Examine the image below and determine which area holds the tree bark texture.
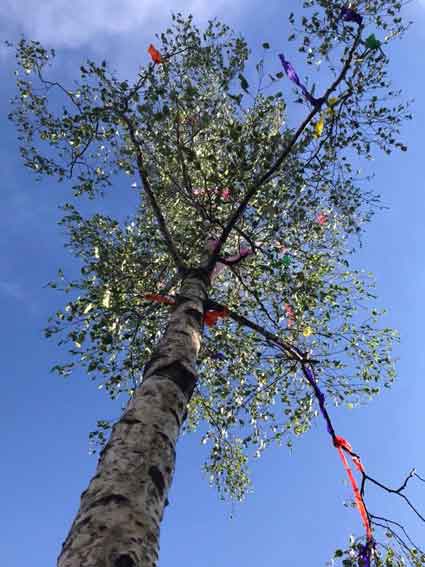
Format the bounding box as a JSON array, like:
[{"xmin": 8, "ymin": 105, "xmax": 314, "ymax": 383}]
[{"xmin": 58, "ymin": 270, "xmax": 209, "ymax": 567}]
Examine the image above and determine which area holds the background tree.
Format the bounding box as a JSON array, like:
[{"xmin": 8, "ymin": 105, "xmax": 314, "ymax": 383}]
[{"xmin": 8, "ymin": 2, "xmax": 423, "ymax": 566}]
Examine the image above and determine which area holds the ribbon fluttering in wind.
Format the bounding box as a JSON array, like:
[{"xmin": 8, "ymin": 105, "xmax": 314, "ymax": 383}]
[
  {"xmin": 278, "ymin": 53, "xmax": 324, "ymax": 108},
  {"xmin": 282, "ymin": 253, "xmax": 292, "ymax": 267},
  {"xmin": 204, "ymin": 308, "xmax": 229, "ymax": 327},
  {"xmin": 326, "ymin": 97, "xmax": 338, "ymax": 117},
  {"xmin": 144, "ymin": 293, "xmax": 176, "ymax": 305},
  {"xmin": 148, "ymin": 44, "xmax": 162, "ymax": 64},
  {"xmin": 365, "ymin": 34, "xmax": 381, "ymax": 50},
  {"xmin": 314, "ymin": 114, "xmax": 325, "ymax": 138},
  {"xmin": 284, "ymin": 303, "xmax": 296, "ymax": 328},
  {"xmin": 302, "ymin": 365, "xmax": 373, "ymax": 564},
  {"xmin": 335, "ymin": 438, "xmax": 372, "ymax": 541},
  {"xmin": 303, "ymin": 366, "xmax": 334, "ymax": 435},
  {"xmin": 359, "ymin": 543, "xmax": 372, "ymax": 567},
  {"xmin": 316, "ymin": 212, "xmax": 328, "ymax": 225},
  {"xmin": 340, "ymin": 6, "xmax": 363, "ymax": 25},
  {"xmin": 334, "ymin": 435, "xmax": 365, "ymax": 474},
  {"xmin": 221, "ymin": 187, "xmax": 231, "ymax": 200},
  {"xmin": 193, "ymin": 187, "xmax": 231, "ymax": 201},
  {"xmin": 207, "ymin": 238, "xmax": 254, "ymax": 282},
  {"xmin": 212, "ymin": 351, "xmax": 226, "ymax": 360},
  {"xmin": 144, "ymin": 293, "xmax": 228, "ymax": 327}
]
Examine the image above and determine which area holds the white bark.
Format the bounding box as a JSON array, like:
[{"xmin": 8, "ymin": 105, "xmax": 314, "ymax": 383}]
[{"xmin": 58, "ymin": 270, "xmax": 209, "ymax": 567}]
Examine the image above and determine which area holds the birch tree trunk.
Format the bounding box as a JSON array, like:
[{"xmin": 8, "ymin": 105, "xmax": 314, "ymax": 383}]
[{"xmin": 58, "ymin": 269, "xmax": 209, "ymax": 567}]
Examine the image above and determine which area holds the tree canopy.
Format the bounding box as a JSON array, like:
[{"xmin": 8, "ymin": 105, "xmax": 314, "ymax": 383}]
[{"xmin": 9, "ymin": 2, "xmax": 424, "ymax": 565}]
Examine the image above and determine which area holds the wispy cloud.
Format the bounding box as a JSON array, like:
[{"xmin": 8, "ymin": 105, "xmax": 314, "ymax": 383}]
[
  {"xmin": 0, "ymin": 279, "xmax": 27, "ymax": 302},
  {"xmin": 0, "ymin": 279, "xmax": 42, "ymax": 316},
  {"xmin": 0, "ymin": 0, "xmax": 232, "ymax": 49}
]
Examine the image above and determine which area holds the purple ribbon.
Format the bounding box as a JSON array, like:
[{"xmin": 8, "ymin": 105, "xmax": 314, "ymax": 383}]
[
  {"xmin": 278, "ymin": 54, "xmax": 324, "ymax": 108},
  {"xmin": 358, "ymin": 543, "xmax": 371, "ymax": 567},
  {"xmin": 303, "ymin": 365, "xmax": 336, "ymax": 438},
  {"xmin": 340, "ymin": 7, "xmax": 363, "ymax": 25},
  {"xmin": 299, "ymin": 354, "xmax": 375, "ymax": 560},
  {"xmin": 212, "ymin": 352, "xmax": 225, "ymax": 360},
  {"xmin": 303, "ymin": 362, "xmax": 375, "ymax": 560}
]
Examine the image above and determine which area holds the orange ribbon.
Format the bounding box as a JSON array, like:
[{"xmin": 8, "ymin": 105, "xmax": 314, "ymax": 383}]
[
  {"xmin": 334, "ymin": 436, "xmax": 372, "ymax": 540},
  {"xmin": 144, "ymin": 294, "xmax": 229, "ymax": 327},
  {"xmin": 148, "ymin": 44, "xmax": 162, "ymax": 64},
  {"xmin": 144, "ymin": 293, "xmax": 175, "ymax": 305},
  {"xmin": 204, "ymin": 308, "xmax": 229, "ymax": 327}
]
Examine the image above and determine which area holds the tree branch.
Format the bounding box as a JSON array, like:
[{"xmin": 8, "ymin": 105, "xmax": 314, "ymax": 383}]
[
  {"xmin": 206, "ymin": 298, "xmax": 305, "ymax": 363},
  {"xmin": 209, "ymin": 25, "xmax": 363, "ymax": 270},
  {"xmin": 122, "ymin": 115, "xmax": 187, "ymax": 275}
]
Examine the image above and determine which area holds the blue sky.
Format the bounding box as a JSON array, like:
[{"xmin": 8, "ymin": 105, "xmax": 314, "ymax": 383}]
[{"xmin": 1, "ymin": 1, "xmax": 425, "ymax": 566}]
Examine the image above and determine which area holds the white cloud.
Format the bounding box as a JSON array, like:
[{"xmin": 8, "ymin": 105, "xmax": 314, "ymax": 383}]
[
  {"xmin": 0, "ymin": 279, "xmax": 41, "ymax": 315},
  {"xmin": 0, "ymin": 279, "xmax": 27, "ymax": 302},
  {"xmin": 0, "ymin": 0, "xmax": 232, "ymax": 49}
]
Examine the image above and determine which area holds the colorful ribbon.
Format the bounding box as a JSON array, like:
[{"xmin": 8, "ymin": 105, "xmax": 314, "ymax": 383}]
[
  {"xmin": 193, "ymin": 187, "xmax": 231, "ymax": 201},
  {"xmin": 302, "ymin": 365, "xmax": 373, "ymax": 564},
  {"xmin": 207, "ymin": 239, "xmax": 254, "ymax": 281},
  {"xmin": 278, "ymin": 53, "xmax": 324, "ymax": 108},
  {"xmin": 148, "ymin": 44, "xmax": 162, "ymax": 64},
  {"xmin": 314, "ymin": 114, "xmax": 325, "ymax": 138},
  {"xmin": 284, "ymin": 303, "xmax": 296, "ymax": 328},
  {"xmin": 316, "ymin": 212, "xmax": 328, "ymax": 226},
  {"xmin": 144, "ymin": 293, "xmax": 175, "ymax": 305},
  {"xmin": 144, "ymin": 293, "xmax": 229, "ymax": 327},
  {"xmin": 212, "ymin": 351, "xmax": 225, "ymax": 360},
  {"xmin": 282, "ymin": 253, "xmax": 292, "ymax": 267},
  {"xmin": 335, "ymin": 438, "xmax": 372, "ymax": 541},
  {"xmin": 365, "ymin": 34, "xmax": 381, "ymax": 50},
  {"xmin": 204, "ymin": 308, "xmax": 229, "ymax": 327},
  {"xmin": 334, "ymin": 435, "xmax": 365, "ymax": 474},
  {"xmin": 340, "ymin": 7, "xmax": 363, "ymax": 25},
  {"xmin": 358, "ymin": 543, "xmax": 372, "ymax": 567}
]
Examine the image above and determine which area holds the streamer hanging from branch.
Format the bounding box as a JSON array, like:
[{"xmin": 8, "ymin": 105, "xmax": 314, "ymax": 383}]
[
  {"xmin": 282, "ymin": 253, "xmax": 292, "ymax": 267},
  {"xmin": 316, "ymin": 212, "xmax": 328, "ymax": 226},
  {"xmin": 335, "ymin": 439, "xmax": 370, "ymax": 536},
  {"xmin": 207, "ymin": 238, "xmax": 254, "ymax": 282},
  {"xmin": 193, "ymin": 187, "xmax": 231, "ymax": 201},
  {"xmin": 144, "ymin": 293, "xmax": 175, "ymax": 305},
  {"xmin": 278, "ymin": 53, "xmax": 324, "ymax": 108},
  {"xmin": 365, "ymin": 34, "xmax": 381, "ymax": 50},
  {"xmin": 314, "ymin": 114, "xmax": 325, "ymax": 138},
  {"xmin": 340, "ymin": 6, "xmax": 363, "ymax": 25},
  {"xmin": 144, "ymin": 293, "xmax": 229, "ymax": 327},
  {"xmin": 302, "ymin": 364, "xmax": 373, "ymax": 565},
  {"xmin": 148, "ymin": 44, "xmax": 162, "ymax": 64},
  {"xmin": 204, "ymin": 307, "xmax": 229, "ymax": 327},
  {"xmin": 284, "ymin": 303, "xmax": 296, "ymax": 328}
]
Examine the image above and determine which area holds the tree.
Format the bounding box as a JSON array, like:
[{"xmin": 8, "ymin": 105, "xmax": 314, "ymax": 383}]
[{"xmin": 8, "ymin": 2, "xmax": 423, "ymax": 566}]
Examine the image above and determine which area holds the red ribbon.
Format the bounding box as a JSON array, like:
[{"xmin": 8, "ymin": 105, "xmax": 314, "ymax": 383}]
[
  {"xmin": 148, "ymin": 44, "xmax": 162, "ymax": 64},
  {"xmin": 204, "ymin": 308, "xmax": 229, "ymax": 327},
  {"xmin": 144, "ymin": 293, "xmax": 175, "ymax": 305},
  {"xmin": 144, "ymin": 294, "xmax": 229, "ymax": 327},
  {"xmin": 334, "ymin": 436, "xmax": 372, "ymax": 540}
]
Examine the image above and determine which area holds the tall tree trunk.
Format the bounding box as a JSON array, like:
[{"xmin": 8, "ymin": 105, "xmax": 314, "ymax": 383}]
[{"xmin": 58, "ymin": 269, "xmax": 209, "ymax": 567}]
